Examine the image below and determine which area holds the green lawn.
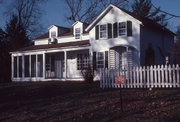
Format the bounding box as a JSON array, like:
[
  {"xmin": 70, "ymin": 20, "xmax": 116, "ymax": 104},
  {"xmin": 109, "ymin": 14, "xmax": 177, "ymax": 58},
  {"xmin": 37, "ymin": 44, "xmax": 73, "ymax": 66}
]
[{"xmin": 0, "ymin": 81, "xmax": 180, "ymax": 122}]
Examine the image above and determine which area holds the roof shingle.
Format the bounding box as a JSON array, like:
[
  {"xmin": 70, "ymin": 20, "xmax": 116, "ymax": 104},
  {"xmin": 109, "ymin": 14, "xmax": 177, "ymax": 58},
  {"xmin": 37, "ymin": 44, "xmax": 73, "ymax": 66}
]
[{"xmin": 15, "ymin": 40, "xmax": 90, "ymax": 52}]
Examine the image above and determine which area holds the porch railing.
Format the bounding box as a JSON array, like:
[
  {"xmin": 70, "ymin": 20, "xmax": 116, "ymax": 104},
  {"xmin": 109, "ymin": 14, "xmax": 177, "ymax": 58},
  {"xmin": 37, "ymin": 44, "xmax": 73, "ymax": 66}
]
[{"xmin": 100, "ymin": 64, "xmax": 180, "ymax": 88}]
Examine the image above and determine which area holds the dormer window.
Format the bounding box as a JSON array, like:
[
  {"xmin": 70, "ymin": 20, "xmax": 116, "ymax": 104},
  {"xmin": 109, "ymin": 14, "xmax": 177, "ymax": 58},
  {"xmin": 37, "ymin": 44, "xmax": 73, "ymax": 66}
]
[
  {"xmin": 100, "ymin": 24, "xmax": 107, "ymax": 38},
  {"xmin": 51, "ymin": 31, "xmax": 56, "ymax": 37},
  {"xmin": 75, "ymin": 28, "xmax": 81, "ymax": 39}
]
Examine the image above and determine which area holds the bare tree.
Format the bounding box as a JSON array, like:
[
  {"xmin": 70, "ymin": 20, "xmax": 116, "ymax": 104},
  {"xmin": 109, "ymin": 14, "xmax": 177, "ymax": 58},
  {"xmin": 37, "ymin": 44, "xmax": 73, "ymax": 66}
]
[
  {"xmin": 64, "ymin": 0, "xmax": 129, "ymax": 24},
  {"xmin": 6, "ymin": 0, "xmax": 47, "ymax": 39}
]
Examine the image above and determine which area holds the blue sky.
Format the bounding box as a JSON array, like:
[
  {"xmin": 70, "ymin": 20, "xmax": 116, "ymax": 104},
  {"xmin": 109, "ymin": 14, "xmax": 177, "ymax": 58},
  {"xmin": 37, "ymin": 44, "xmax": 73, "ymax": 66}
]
[{"xmin": 0, "ymin": 0, "xmax": 180, "ymax": 33}]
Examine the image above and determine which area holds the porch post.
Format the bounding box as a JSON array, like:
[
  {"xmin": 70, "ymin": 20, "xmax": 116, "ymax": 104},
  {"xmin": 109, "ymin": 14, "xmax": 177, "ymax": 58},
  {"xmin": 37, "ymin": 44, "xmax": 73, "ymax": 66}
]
[
  {"xmin": 64, "ymin": 51, "xmax": 67, "ymax": 79},
  {"xmin": 11, "ymin": 55, "xmax": 14, "ymax": 80},
  {"xmin": 126, "ymin": 46, "xmax": 129, "ymax": 68},
  {"xmin": 29, "ymin": 55, "xmax": 31, "ymax": 77},
  {"xmin": 36, "ymin": 54, "xmax": 38, "ymax": 77},
  {"xmin": 43, "ymin": 53, "xmax": 46, "ymax": 79},
  {"xmin": 22, "ymin": 55, "xmax": 25, "ymax": 78},
  {"xmin": 17, "ymin": 56, "xmax": 19, "ymax": 78},
  {"xmin": 89, "ymin": 49, "xmax": 93, "ymax": 67}
]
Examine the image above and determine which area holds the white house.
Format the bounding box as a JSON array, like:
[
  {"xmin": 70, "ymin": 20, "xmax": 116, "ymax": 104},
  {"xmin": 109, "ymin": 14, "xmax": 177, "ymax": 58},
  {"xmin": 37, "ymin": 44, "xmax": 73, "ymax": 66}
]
[{"xmin": 11, "ymin": 4, "xmax": 175, "ymax": 81}]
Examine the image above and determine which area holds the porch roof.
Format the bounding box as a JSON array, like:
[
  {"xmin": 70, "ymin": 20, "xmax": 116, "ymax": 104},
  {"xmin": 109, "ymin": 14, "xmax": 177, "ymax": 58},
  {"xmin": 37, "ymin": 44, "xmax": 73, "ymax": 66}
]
[{"xmin": 14, "ymin": 40, "xmax": 90, "ymax": 52}]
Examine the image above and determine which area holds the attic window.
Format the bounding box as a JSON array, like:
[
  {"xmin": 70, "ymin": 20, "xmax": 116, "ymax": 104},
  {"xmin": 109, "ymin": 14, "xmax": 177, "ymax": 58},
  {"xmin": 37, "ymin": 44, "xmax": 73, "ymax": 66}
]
[
  {"xmin": 51, "ymin": 31, "xmax": 56, "ymax": 37},
  {"xmin": 75, "ymin": 28, "xmax": 81, "ymax": 39}
]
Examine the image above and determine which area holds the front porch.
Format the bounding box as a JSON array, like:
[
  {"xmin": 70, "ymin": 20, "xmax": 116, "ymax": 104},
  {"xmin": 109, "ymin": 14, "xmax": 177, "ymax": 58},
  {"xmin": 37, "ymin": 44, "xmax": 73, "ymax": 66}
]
[{"xmin": 11, "ymin": 47, "xmax": 90, "ymax": 81}]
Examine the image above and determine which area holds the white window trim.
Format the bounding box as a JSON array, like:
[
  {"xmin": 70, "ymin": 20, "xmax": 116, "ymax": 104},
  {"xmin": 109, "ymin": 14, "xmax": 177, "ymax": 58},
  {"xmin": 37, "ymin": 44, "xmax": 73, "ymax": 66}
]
[
  {"xmin": 99, "ymin": 24, "xmax": 107, "ymax": 39},
  {"xmin": 118, "ymin": 21, "xmax": 127, "ymax": 37},
  {"xmin": 96, "ymin": 52, "xmax": 105, "ymax": 68}
]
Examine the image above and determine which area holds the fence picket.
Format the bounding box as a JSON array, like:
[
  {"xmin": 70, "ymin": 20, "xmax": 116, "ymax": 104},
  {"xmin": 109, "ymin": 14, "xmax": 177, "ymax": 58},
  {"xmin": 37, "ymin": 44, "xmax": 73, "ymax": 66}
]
[
  {"xmin": 161, "ymin": 65, "xmax": 164, "ymax": 88},
  {"xmin": 157, "ymin": 65, "xmax": 161, "ymax": 87},
  {"xmin": 172, "ymin": 65, "xmax": 176, "ymax": 87},
  {"xmin": 147, "ymin": 66, "xmax": 149, "ymax": 88},
  {"xmin": 150, "ymin": 66, "xmax": 153, "ymax": 88},
  {"xmin": 139, "ymin": 66, "xmax": 143, "ymax": 88},
  {"xmin": 165, "ymin": 65, "xmax": 168, "ymax": 88},
  {"xmin": 168, "ymin": 65, "xmax": 172, "ymax": 88},
  {"xmin": 177, "ymin": 64, "xmax": 179, "ymax": 87}
]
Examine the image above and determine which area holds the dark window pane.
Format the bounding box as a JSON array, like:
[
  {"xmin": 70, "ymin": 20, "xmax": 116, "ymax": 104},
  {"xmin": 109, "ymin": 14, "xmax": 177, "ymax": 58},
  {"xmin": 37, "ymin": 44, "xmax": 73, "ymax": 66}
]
[
  {"xmin": 37, "ymin": 54, "xmax": 43, "ymax": 77},
  {"xmin": 19, "ymin": 56, "xmax": 22, "ymax": 77},
  {"xmin": 31, "ymin": 55, "xmax": 36, "ymax": 77},
  {"xmin": 13, "ymin": 57, "xmax": 17, "ymax": 77},
  {"xmin": 25, "ymin": 56, "xmax": 30, "ymax": 77}
]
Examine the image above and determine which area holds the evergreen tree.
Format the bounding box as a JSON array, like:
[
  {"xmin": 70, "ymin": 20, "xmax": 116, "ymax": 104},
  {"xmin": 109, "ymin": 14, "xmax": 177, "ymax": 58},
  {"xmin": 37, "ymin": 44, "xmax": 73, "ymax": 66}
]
[
  {"xmin": 5, "ymin": 15, "xmax": 29, "ymax": 51},
  {"xmin": 131, "ymin": 0, "xmax": 168, "ymax": 27}
]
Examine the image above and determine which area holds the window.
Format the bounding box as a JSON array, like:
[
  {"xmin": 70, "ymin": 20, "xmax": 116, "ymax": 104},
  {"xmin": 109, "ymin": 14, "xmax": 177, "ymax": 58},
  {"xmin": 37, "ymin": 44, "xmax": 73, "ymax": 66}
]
[
  {"xmin": 75, "ymin": 28, "xmax": 81, "ymax": 39},
  {"xmin": 51, "ymin": 31, "xmax": 56, "ymax": 37},
  {"xmin": 97, "ymin": 52, "xmax": 104, "ymax": 68},
  {"xmin": 100, "ymin": 24, "xmax": 107, "ymax": 38},
  {"xmin": 119, "ymin": 22, "xmax": 126, "ymax": 36},
  {"xmin": 77, "ymin": 53, "xmax": 89, "ymax": 70}
]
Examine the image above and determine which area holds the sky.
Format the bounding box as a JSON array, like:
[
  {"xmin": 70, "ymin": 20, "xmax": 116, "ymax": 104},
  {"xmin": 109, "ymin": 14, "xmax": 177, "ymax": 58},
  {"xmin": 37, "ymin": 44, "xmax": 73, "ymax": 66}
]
[{"xmin": 0, "ymin": 0, "xmax": 180, "ymax": 33}]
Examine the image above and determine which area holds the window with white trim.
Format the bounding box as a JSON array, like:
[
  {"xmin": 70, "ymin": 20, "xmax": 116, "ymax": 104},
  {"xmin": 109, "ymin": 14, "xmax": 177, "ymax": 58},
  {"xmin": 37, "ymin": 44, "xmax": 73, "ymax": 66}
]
[
  {"xmin": 97, "ymin": 52, "xmax": 104, "ymax": 68},
  {"xmin": 77, "ymin": 53, "xmax": 89, "ymax": 70},
  {"xmin": 119, "ymin": 22, "xmax": 126, "ymax": 36},
  {"xmin": 75, "ymin": 28, "xmax": 81, "ymax": 39},
  {"xmin": 100, "ymin": 24, "xmax": 107, "ymax": 38}
]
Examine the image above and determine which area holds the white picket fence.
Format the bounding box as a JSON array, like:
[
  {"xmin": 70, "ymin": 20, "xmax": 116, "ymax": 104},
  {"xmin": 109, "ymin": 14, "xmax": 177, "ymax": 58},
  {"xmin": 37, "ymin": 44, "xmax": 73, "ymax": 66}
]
[{"xmin": 100, "ymin": 64, "xmax": 180, "ymax": 88}]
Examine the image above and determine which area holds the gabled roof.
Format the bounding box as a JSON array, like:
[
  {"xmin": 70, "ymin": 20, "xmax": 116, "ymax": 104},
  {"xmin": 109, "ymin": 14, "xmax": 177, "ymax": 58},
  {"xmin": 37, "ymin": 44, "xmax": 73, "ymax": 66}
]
[
  {"xmin": 85, "ymin": 4, "xmax": 175, "ymax": 35},
  {"xmin": 48, "ymin": 25, "xmax": 69, "ymax": 30},
  {"xmin": 14, "ymin": 40, "xmax": 90, "ymax": 52}
]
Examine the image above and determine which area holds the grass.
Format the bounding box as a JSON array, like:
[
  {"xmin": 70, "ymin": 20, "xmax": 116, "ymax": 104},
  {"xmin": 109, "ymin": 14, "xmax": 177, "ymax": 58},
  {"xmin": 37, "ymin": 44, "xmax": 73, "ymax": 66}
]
[{"xmin": 0, "ymin": 81, "xmax": 180, "ymax": 122}]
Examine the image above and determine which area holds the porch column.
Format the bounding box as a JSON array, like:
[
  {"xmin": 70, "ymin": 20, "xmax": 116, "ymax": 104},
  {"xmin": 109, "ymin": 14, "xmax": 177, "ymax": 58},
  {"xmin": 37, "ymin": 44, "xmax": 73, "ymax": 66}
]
[
  {"xmin": 29, "ymin": 55, "xmax": 31, "ymax": 77},
  {"xmin": 64, "ymin": 51, "xmax": 67, "ymax": 79},
  {"xmin": 17, "ymin": 56, "xmax": 19, "ymax": 78},
  {"xmin": 89, "ymin": 50, "xmax": 93, "ymax": 67},
  {"xmin": 43, "ymin": 53, "xmax": 45, "ymax": 79},
  {"xmin": 35, "ymin": 54, "xmax": 38, "ymax": 77},
  {"xmin": 11, "ymin": 55, "xmax": 14, "ymax": 80},
  {"xmin": 126, "ymin": 46, "xmax": 129, "ymax": 68},
  {"xmin": 22, "ymin": 55, "xmax": 25, "ymax": 78}
]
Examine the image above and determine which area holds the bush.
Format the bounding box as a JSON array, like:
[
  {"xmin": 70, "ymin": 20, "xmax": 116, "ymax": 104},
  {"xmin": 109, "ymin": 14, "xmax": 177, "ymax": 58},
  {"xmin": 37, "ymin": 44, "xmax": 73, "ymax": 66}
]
[{"xmin": 81, "ymin": 65, "xmax": 95, "ymax": 83}]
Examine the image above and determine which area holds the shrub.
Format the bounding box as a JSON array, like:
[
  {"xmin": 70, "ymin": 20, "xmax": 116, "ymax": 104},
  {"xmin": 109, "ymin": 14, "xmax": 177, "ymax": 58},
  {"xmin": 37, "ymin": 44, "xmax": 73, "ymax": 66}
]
[{"xmin": 81, "ymin": 65, "xmax": 95, "ymax": 83}]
